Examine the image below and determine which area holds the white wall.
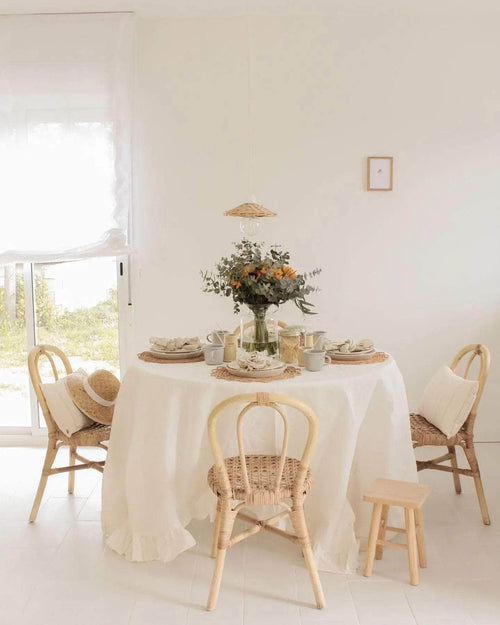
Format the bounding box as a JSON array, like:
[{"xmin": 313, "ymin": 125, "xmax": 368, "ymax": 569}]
[{"xmin": 131, "ymin": 9, "xmax": 500, "ymax": 440}]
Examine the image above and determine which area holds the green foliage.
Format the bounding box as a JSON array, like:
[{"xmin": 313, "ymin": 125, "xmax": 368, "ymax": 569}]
[
  {"xmin": 9, "ymin": 269, "xmax": 55, "ymax": 328},
  {"xmin": 0, "ymin": 286, "xmax": 119, "ymax": 369},
  {"xmin": 35, "ymin": 268, "xmax": 55, "ymax": 328},
  {"xmin": 201, "ymin": 239, "xmax": 321, "ymax": 315},
  {"xmin": 15, "ymin": 273, "xmax": 25, "ymax": 323}
]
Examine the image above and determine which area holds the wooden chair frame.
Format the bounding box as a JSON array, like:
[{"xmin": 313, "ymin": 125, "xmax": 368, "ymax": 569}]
[
  {"xmin": 206, "ymin": 392, "xmax": 324, "ymax": 611},
  {"xmin": 28, "ymin": 345, "xmax": 110, "ymax": 523},
  {"xmin": 412, "ymin": 344, "xmax": 491, "ymax": 524}
]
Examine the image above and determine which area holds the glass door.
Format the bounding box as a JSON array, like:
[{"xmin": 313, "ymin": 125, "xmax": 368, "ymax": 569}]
[{"xmin": 0, "ymin": 258, "xmax": 120, "ymax": 433}]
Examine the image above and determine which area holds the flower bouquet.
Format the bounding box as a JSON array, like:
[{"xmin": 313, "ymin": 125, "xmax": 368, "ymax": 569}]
[{"xmin": 201, "ymin": 240, "xmax": 320, "ymax": 354}]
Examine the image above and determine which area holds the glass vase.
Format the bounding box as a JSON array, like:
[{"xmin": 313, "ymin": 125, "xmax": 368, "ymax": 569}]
[{"xmin": 240, "ymin": 305, "xmax": 278, "ymax": 355}]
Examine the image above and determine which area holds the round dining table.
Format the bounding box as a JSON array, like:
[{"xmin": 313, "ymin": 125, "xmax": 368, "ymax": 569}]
[{"xmin": 101, "ymin": 354, "xmax": 417, "ymax": 573}]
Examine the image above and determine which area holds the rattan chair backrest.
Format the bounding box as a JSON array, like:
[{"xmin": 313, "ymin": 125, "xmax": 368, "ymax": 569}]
[
  {"xmin": 207, "ymin": 392, "xmax": 318, "ymax": 501},
  {"xmin": 450, "ymin": 343, "xmax": 490, "ymax": 433},
  {"xmin": 28, "ymin": 344, "xmax": 73, "ymax": 435}
]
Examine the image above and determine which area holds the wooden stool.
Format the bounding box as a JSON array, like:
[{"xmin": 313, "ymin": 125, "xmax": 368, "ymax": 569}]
[{"xmin": 363, "ymin": 479, "xmax": 431, "ymax": 586}]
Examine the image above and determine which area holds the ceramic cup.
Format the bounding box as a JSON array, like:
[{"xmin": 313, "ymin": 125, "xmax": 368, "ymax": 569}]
[
  {"xmin": 206, "ymin": 330, "xmax": 230, "ymax": 345},
  {"xmin": 303, "ymin": 349, "xmax": 331, "ymax": 372},
  {"xmin": 203, "ymin": 344, "xmax": 224, "ymax": 365},
  {"xmin": 310, "ymin": 331, "xmax": 327, "ymax": 350}
]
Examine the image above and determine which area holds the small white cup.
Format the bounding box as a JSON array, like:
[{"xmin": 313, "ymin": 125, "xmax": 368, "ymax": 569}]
[
  {"xmin": 303, "ymin": 349, "xmax": 331, "ymax": 371},
  {"xmin": 203, "ymin": 344, "xmax": 224, "ymax": 365}
]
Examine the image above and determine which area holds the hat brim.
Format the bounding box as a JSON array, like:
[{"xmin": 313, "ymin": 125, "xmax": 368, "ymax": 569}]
[{"xmin": 66, "ymin": 374, "xmax": 114, "ymax": 425}]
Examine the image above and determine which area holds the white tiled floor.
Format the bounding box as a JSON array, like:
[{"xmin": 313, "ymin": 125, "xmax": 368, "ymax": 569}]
[{"xmin": 1, "ymin": 443, "xmax": 499, "ymax": 625}]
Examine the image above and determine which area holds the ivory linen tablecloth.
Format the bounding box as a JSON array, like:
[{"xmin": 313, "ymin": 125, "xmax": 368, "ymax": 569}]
[{"xmin": 101, "ymin": 356, "xmax": 416, "ymax": 573}]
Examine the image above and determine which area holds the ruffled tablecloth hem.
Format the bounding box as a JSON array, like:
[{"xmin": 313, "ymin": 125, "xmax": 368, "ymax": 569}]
[
  {"xmin": 104, "ymin": 524, "xmax": 196, "ymax": 562},
  {"xmin": 314, "ymin": 538, "xmax": 360, "ymax": 574}
]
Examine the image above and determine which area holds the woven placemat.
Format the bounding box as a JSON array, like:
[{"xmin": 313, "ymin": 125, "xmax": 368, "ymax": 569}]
[
  {"xmin": 211, "ymin": 365, "xmax": 301, "ymax": 383},
  {"xmin": 138, "ymin": 351, "xmax": 205, "ymax": 364},
  {"xmin": 328, "ymin": 351, "xmax": 388, "ymax": 365}
]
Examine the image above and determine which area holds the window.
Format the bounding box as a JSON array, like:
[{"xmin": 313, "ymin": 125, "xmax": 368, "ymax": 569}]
[{"xmin": 0, "ymin": 14, "xmax": 134, "ymax": 435}]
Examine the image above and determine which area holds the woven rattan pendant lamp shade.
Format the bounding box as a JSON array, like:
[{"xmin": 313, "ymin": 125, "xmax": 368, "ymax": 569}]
[{"xmin": 224, "ymin": 203, "xmax": 277, "ymax": 219}]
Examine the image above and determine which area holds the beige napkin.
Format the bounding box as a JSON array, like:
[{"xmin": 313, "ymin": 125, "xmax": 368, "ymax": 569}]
[
  {"xmin": 324, "ymin": 338, "xmax": 374, "ymax": 353},
  {"xmin": 149, "ymin": 336, "xmax": 201, "ymax": 352},
  {"xmin": 237, "ymin": 351, "xmax": 275, "ymax": 371}
]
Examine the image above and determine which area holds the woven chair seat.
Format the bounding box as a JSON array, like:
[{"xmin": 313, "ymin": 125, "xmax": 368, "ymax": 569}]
[
  {"xmin": 60, "ymin": 422, "xmax": 111, "ymax": 446},
  {"xmin": 410, "ymin": 413, "xmax": 466, "ymax": 447},
  {"xmin": 208, "ymin": 454, "xmax": 312, "ymax": 504}
]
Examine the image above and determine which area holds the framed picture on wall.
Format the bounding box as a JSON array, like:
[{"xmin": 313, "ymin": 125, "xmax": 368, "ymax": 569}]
[{"xmin": 367, "ymin": 156, "xmax": 393, "ymax": 191}]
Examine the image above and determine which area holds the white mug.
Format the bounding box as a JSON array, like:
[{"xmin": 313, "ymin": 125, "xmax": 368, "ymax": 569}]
[
  {"xmin": 203, "ymin": 344, "xmax": 224, "ymax": 365},
  {"xmin": 206, "ymin": 330, "xmax": 230, "ymax": 345},
  {"xmin": 303, "ymin": 349, "xmax": 331, "ymax": 372}
]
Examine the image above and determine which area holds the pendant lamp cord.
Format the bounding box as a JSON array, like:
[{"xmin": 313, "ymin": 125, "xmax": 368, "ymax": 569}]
[{"xmin": 245, "ymin": 0, "xmax": 255, "ymax": 202}]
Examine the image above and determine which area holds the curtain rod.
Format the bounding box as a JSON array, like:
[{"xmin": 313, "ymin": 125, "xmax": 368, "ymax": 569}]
[{"xmin": 0, "ymin": 11, "xmax": 135, "ymax": 16}]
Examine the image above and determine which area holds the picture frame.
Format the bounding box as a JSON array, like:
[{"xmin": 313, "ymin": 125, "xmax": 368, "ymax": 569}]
[{"xmin": 367, "ymin": 156, "xmax": 393, "ymax": 191}]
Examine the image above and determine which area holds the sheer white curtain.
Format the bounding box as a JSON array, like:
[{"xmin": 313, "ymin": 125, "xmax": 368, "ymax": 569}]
[{"xmin": 0, "ymin": 13, "xmax": 134, "ymax": 264}]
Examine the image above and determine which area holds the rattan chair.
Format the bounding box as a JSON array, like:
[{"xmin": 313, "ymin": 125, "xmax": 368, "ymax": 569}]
[
  {"xmin": 206, "ymin": 392, "xmax": 324, "ymax": 611},
  {"xmin": 28, "ymin": 345, "xmax": 111, "ymax": 522},
  {"xmin": 410, "ymin": 344, "xmax": 491, "ymax": 525}
]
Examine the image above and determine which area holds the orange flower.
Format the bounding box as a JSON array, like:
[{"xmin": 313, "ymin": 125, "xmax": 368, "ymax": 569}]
[
  {"xmin": 231, "ymin": 280, "xmax": 242, "ymax": 289},
  {"xmin": 273, "ymin": 269, "xmax": 284, "ymax": 280},
  {"xmin": 259, "ymin": 264, "xmax": 268, "ymax": 275},
  {"xmin": 282, "ymin": 266, "xmax": 296, "ymax": 279},
  {"xmin": 242, "ymin": 265, "xmax": 251, "ymax": 277}
]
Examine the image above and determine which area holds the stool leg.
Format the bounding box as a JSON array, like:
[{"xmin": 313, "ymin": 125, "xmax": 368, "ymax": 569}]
[
  {"xmin": 414, "ymin": 508, "xmax": 427, "ymax": 568},
  {"xmin": 375, "ymin": 505, "xmax": 389, "ymax": 560},
  {"xmin": 405, "ymin": 508, "xmax": 419, "ymax": 586},
  {"xmin": 364, "ymin": 503, "xmax": 383, "ymax": 577}
]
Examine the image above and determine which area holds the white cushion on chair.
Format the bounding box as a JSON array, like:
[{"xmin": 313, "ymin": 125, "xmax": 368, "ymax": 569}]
[
  {"xmin": 418, "ymin": 365, "xmax": 479, "ymax": 438},
  {"xmin": 41, "ymin": 371, "xmax": 93, "ymax": 436}
]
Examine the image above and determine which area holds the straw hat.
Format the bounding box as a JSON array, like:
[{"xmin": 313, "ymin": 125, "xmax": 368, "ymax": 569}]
[{"xmin": 67, "ymin": 369, "xmax": 120, "ymax": 425}]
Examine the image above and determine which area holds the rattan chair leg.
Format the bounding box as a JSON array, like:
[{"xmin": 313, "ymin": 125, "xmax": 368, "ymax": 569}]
[
  {"xmin": 68, "ymin": 447, "xmax": 76, "ymax": 494},
  {"xmin": 375, "ymin": 504, "xmax": 389, "ymax": 560},
  {"xmin": 447, "ymin": 445, "xmax": 461, "ymax": 494},
  {"xmin": 364, "ymin": 502, "xmax": 383, "ymax": 577},
  {"xmin": 211, "ymin": 503, "xmax": 222, "ymax": 558},
  {"xmin": 463, "ymin": 444, "xmax": 490, "ymax": 525},
  {"xmin": 207, "ymin": 548, "xmax": 227, "ymax": 611},
  {"xmin": 290, "ymin": 505, "xmax": 324, "ymax": 609},
  {"xmin": 301, "ymin": 541, "xmax": 325, "ymax": 608},
  {"xmin": 405, "ymin": 508, "xmax": 419, "ymax": 586},
  {"xmin": 414, "ymin": 508, "xmax": 427, "ymax": 568},
  {"xmin": 207, "ymin": 501, "xmax": 236, "ymax": 611},
  {"xmin": 29, "ymin": 440, "xmax": 58, "ymax": 523}
]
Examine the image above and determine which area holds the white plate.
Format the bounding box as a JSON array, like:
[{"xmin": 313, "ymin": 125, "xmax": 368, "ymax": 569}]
[
  {"xmin": 327, "ymin": 349, "xmax": 375, "ymax": 361},
  {"xmin": 148, "ymin": 348, "xmax": 203, "ymax": 360},
  {"xmin": 226, "ymin": 360, "xmax": 287, "ymax": 378}
]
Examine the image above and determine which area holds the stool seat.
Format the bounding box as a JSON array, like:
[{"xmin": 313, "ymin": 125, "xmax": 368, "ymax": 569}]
[{"xmin": 363, "ymin": 478, "xmax": 430, "ymax": 509}]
